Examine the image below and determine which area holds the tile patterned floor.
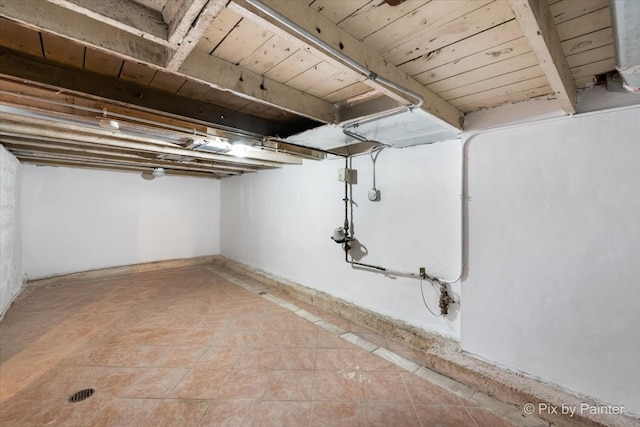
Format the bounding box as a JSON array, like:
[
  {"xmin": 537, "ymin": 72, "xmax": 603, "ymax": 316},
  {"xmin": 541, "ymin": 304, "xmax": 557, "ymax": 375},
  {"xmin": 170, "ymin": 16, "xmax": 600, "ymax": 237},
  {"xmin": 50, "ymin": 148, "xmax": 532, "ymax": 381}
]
[{"xmin": 0, "ymin": 265, "xmax": 518, "ymax": 426}]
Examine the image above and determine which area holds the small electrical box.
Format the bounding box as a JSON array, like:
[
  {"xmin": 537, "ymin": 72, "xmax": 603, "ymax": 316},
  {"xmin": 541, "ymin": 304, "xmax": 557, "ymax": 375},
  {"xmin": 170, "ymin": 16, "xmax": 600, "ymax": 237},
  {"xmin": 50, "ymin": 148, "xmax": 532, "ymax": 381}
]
[
  {"xmin": 368, "ymin": 188, "xmax": 380, "ymax": 201},
  {"xmin": 338, "ymin": 168, "xmax": 358, "ymax": 184}
]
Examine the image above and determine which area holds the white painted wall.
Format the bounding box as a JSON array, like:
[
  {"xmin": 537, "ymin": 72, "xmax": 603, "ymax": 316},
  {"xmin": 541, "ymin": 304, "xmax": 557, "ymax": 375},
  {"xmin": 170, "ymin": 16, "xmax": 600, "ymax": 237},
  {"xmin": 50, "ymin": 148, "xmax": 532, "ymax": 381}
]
[
  {"xmin": 221, "ymin": 141, "xmax": 462, "ymax": 338},
  {"xmin": 21, "ymin": 165, "xmax": 220, "ymax": 279},
  {"xmin": 221, "ymin": 102, "xmax": 640, "ymax": 414},
  {"xmin": 462, "ymin": 106, "xmax": 640, "ymax": 414},
  {"xmin": 0, "ymin": 145, "xmax": 23, "ymax": 318}
]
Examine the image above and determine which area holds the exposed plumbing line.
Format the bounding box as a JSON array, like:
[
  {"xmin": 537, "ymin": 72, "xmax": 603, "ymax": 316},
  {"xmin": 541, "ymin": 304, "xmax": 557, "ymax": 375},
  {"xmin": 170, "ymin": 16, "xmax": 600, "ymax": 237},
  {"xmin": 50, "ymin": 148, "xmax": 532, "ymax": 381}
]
[
  {"xmin": 343, "ymin": 156, "xmax": 350, "ymax": 263},
  {"xmin": 337, "ymin": 104, "xmax": 640, "ymax": 285},
  {"xmin": 342, "ymin": 127, "xmax": 369, "ymax": 142},
  {"xmin": 0, "ymin": 88, "xmax": 263, "ymax": 142},
  {"xmin": 370, "ymin": 145, "xmax": 385, "ymax": 191},
  {"xmin": 244, "ymin": 0, "xmax": 425, "ymax": 139},
  {"xmin": 440, "ymin": 103, "xmax": 640, "ymax": 284},
  {"xmin": 338, "ymin": 152, "xmax": 430, "ymax": 279},
  {"xmin": 251, "ymin": 0, "xmax": 640, "ymax": 285}
]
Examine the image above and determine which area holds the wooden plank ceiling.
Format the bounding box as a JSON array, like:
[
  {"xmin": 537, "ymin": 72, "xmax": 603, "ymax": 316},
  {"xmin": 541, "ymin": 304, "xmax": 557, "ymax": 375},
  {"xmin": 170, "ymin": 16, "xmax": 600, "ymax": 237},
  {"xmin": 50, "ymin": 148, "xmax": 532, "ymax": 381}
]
[{"xmin": 0, "ymin": 0, "xmax": 616, "ymax": 178}]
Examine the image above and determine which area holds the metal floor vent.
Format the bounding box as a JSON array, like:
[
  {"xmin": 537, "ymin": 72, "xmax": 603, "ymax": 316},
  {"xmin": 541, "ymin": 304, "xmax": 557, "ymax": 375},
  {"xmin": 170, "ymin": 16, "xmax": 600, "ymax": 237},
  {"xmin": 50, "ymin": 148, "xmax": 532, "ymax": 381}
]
[{"xmin": 68, "ymin": 388, "xmax": 95, "ymax": 403}]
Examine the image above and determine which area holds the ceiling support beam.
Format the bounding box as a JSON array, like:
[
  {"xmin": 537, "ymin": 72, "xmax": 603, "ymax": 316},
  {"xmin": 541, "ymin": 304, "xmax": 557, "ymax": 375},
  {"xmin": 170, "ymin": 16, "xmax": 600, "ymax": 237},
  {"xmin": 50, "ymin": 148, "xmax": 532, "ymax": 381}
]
[
  {"xmin": 15, "ymin": 156, "xmax": 230, "ymax": 179},
  {"xmin": 1, "ymin": 138, "xmax": 258, "ymax": 173},
  {"xmin": 46, "ymin": 0, "xmax": 169, "ymax": 45},
  {"xmin": 178, "ymin": 50, "xmax": 334, "ymax": 123},
  {"xmin": 162, "ymin": 0, "xmax": 208, "ymax": 45},
  {"xmin": 165, "ymin": 0, "xmax": 227, "ymax": 71},
  {"xmin": 508, "ymin": 0, "xmax": 576, "ymax": 113},
  {"xmin": 0, "ymin": 0, "xmax": 167, "ymax": 66},
  {"xmin": 0, "ymin": 115, "xmax": 293, "ymax": 168},
  {"xmin": 0, "ymin": 47, "xmax": 289, "ymax": 137},
  {"xmin": 8, "ymin": 149, "xmax": 241, "ymax": 176},
  {"xmin": 230, "ymin": 0, "xmax": 464, "ymax": 130},
  {"xmin": 0, "ymin": 1, "xmax": 332, "ymax": 124}
]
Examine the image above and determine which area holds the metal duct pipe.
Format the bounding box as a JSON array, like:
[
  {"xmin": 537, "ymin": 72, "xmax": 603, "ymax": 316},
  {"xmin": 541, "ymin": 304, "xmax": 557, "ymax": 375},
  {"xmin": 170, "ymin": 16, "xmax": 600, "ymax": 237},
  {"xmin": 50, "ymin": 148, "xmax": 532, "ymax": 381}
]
[{"xmin": 610, "ymin": 0, "xmax": 640, "ymax": 93}]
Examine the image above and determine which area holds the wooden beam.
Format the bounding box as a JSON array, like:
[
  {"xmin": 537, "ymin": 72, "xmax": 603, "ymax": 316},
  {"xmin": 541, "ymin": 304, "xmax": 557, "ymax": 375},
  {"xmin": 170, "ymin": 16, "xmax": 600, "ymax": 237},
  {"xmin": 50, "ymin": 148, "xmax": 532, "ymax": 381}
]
[
  {"xmin": 261, "ymin": 139, "xmax": 326, "ymax": 160},
  {"xmin": 0, "ymin": 78, "xmax": 211, "ymax": 136},
  {"xmin": 0, "ymin": 0, "xmax": 331, "ymax": 127},
  {"xmin": 15, "ymin": 156, "xmax": 230, "ymax": 179},
  {"xmin": 165, "ymin": 0, "xmax": 227, "ymax": 71},
  {"xmin": 178, "ymin": 50, "xmax": 334, "ymax": 123},
  {"xmin": 162, "ymin": 0, "xmax": 207, "ymax": 44},
  {"xmin": 0, "ymin": 0, "xmax": 167, "ymax": 66},
  {"xmin": 508, "ymin": 0, "xmax": 576, "ymax": 113},
  {"xmin": 0, "ymin": 47, "xmax": 297, "ymax": 137},
  {"xmin": 7, "ymin": 147, "xmax": 243, "ymax": 176},
  {"xmin": 0, "ymin": 115, "xmax": 303, "ymax": 165},
  {"xmin": 46, "ymin": 0, "xmax": 169, "ymax": 45},
  {"xmin": 0, "ymin": 113, "xmax": 292, "ymax": 167},
  {"xmin": 1, "ymin": 137, "xmax": 258, "ymax": 173},
  {"xmin": 230, "ymin": 0, "xmax": 464, "ymax": 130}
]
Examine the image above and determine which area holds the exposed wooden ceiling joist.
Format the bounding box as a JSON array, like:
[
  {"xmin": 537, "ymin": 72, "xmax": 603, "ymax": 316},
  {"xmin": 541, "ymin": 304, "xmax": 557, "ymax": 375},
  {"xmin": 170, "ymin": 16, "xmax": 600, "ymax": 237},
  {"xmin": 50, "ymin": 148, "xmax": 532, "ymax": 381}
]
[
  {"xmin": 0, "ymin": 78, "xmax": 210, "ymax": 136},
  {"xmin": 508, "ymin": 0, "xmax": 577, "ymax": 114},
  {"xmin": 16, "ymin": 156, "xmax": 229, "ymax": 179},
  {"xmin": 0, "ymin": 47, "xmax": 312, "ymax": 137},
  {"xmin": 8, "ymin": 148, "xmax": 240, "ymax": 177},
  {"xmin": 163, "ymin": 0, "xmax": 208, "ymax": 45},
  {"xmin": 0, "ymin": 113, "xmax": 298, "ymax": 168},
  {"xmin": 165, "ymin": 0, "xmax": 227, "ymax": 71},
  {"xmin": 0, "ymin": 0, "xmax": 333, "ymax": 124},
  {"xmin": 2, "ymin": 110, "xmax": 303, "ymax": 164},
  {"xmin": 1, "ymin": 137, "xmax": 259, "ymax": 173},
  {"xmin": 46, "ymin": 0, "xmax": 169, "ymax": 46},
  {"xmin": 177, "ymin": 50, "xmax": 334, "ymax": 123},
  {"xmin": 0, "ymin": 0, "xmax": 167, "ymax": 66},
  {"xmin": 230, "ymin": 0, "xmax": 464, "ymax": 130}
]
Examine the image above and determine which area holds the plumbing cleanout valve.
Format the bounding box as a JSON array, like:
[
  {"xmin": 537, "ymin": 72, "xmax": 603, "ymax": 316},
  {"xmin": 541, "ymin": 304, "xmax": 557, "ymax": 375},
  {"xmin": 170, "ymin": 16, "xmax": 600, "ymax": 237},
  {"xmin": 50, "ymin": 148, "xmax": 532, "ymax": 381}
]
[{"xmin": 331, "ymin": 227, "xmax": 347, "ymax": 243}]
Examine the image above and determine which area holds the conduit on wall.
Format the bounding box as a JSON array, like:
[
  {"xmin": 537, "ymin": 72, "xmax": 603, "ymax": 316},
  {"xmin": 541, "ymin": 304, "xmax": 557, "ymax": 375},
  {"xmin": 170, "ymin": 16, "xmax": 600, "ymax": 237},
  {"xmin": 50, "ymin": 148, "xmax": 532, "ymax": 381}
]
[{"xmin": 247, "ymin": 0, "xmax": 460, "ymax": 316}]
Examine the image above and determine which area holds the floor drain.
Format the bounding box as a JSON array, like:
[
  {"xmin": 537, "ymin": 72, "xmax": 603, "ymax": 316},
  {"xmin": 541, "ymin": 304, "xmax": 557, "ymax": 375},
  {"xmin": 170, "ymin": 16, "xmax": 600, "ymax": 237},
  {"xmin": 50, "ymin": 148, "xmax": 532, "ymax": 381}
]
[{"xmin": 68, "ymin": 388, "xmax": 95, "ymax": 403}]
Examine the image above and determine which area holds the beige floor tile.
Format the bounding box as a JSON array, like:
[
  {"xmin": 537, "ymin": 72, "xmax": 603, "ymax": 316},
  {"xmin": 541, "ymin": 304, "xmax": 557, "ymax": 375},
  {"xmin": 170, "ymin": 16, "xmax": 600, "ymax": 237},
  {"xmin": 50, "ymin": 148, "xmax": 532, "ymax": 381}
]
[
  {"xmin": 198, "ymin": 400, "xmax": 258, "ymax": 426},
  {"xmin": 264, "ymin": 370, "xmax": 314, "ymax": 401},
  {"xmin": 145, "ymin": 398, "xmax": 210, "ymax": 427},
  {"xmin": 311, "ymin": 401, "xmax": 365, "ymax": 427},
  {"xmin": 169, "ymin": 367, "xmax": 229, "ymax": 398},
  {"xmin": 313, "ymin": 370, "xmax": 361, "ymax": 402},
  {"xmin": 363, "ymin": 402, "xmax": 421, "ymax": 427},
  {"xmin": 253, "ymin": 401, "xmax": 311, "ymax": 427},
  {"xmin": 0, "ymin": 265, "xmax": 518, "ymax": 427},
  {"xmin": 413, "ymin": 404, "xmax": 478, "ymax": 427}
]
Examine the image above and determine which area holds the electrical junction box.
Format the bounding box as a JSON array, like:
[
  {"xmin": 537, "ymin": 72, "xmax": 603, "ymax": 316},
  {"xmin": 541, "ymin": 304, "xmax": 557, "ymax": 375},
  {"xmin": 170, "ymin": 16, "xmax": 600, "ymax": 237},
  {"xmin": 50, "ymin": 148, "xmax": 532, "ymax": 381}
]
[
  {"xmin": 338, "ymin": 168, "xmax": 358, "ymax": 184},
  {"xmin": 368, "ymin": 188, "xmax": 380, "ymax": 201}
]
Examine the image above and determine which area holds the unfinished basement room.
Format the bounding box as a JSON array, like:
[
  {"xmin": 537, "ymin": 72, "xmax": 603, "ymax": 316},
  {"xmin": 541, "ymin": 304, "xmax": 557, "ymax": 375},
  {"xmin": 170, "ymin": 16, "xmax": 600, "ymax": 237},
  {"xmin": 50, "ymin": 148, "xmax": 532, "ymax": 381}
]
[{"xmin": 0, "ymin": 0, "xmax": 638, "ymax": 426}]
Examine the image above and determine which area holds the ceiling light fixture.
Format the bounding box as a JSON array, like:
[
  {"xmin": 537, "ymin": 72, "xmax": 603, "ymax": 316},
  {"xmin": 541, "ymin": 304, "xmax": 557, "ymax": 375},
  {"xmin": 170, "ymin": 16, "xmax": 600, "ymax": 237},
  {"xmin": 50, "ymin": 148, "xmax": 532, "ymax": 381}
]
[
  {"xmin": 229, "ymin": 142, "xmax": 253, "ymax": 157},
  {"xmin": 99, "ymin": 108, "xmax": 119, "ymax": 130},
  {"xmin": 188, "ymin": 136, "xmax": 232, "ymax": 152},
  {"xmin": 207, "ymin": 136, "xmax": 232, "ymax": 150}
]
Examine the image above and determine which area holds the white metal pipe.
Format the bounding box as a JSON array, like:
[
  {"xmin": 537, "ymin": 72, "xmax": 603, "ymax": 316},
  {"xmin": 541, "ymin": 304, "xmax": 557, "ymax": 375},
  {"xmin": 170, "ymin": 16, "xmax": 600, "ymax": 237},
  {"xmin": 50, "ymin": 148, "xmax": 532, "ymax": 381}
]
[
  {"xmin": 438, "ymin": 103, "xmax": 640, "ymax": 284},
  {"xmin": 245, "ymin": 0, "xmax": 424, "ymax": 115},
  {"xmin": 0, "ymin": 122, "xmax": 279, "ymax": 167},
  {"xmin": 0, "ymin": 88, "xmax": 264, "ymax": 141}
]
